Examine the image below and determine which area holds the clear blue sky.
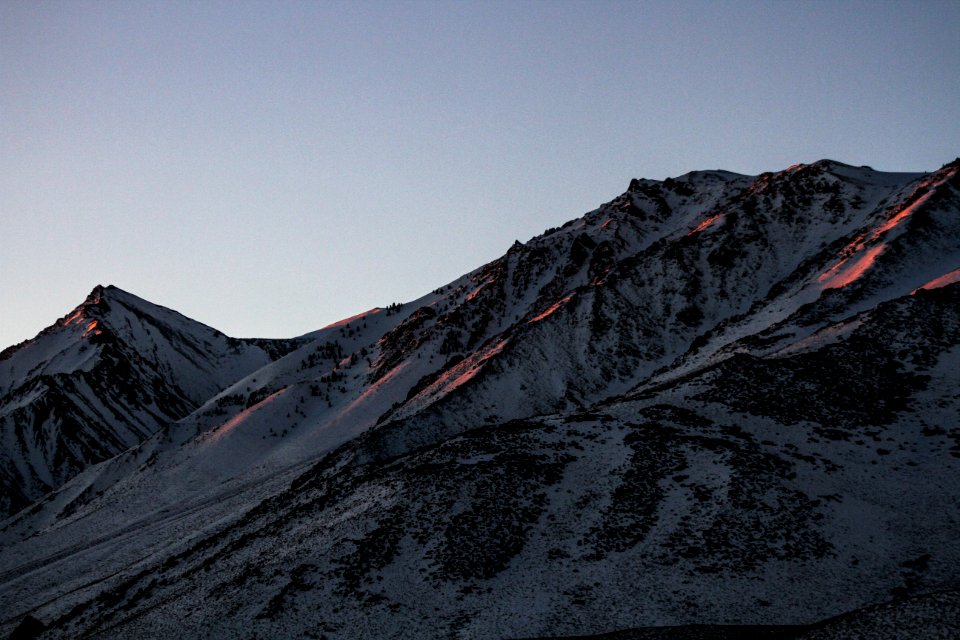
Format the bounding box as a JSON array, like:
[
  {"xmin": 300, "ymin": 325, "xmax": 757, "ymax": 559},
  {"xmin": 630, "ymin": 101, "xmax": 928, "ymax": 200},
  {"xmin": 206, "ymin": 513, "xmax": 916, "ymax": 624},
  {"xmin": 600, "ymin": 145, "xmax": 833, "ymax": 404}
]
[{"xmin": 2, "ymin": 0, "xmax": 958, "ymax": 347}]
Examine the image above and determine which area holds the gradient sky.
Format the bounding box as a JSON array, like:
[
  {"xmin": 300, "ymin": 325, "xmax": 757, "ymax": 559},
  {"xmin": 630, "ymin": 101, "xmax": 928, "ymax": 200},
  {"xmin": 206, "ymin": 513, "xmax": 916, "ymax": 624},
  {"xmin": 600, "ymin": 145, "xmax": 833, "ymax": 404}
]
[{"xmin": 2, "ymin": 0, "xmax": 959, "ymax": 348}]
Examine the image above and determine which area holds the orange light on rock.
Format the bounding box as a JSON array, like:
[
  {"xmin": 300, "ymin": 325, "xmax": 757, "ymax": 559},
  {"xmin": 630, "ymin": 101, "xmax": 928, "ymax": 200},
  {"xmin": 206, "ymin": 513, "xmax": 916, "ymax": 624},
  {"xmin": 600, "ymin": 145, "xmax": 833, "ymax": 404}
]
[
  {"xmin": 911, "ymin": 268, "xmax": 960, "ymax": 295},
  {"xmin": 874, "ymin": 167, "xmax": 957, "ymax": 239},
  {"xmin": 820, "ymin": 244, "xmax": 887, "ymax": 290},
  {"xmin": 62, "ymin": 309, "xmax": 84, "ymax": 326},
  {"xmin": 426, "ymin": 339, "xmax": 509, "ymax": 393},
  {"xmin": 528, "ymin": 293, "xmax": 576, "ymax": 324},
  {"xmin": 686, "ymin": 213, "xmax": 722, "ymax": 237},
  {"xmin": 466, "ymin": 278, "xmax": 496, "ymax": 302}
]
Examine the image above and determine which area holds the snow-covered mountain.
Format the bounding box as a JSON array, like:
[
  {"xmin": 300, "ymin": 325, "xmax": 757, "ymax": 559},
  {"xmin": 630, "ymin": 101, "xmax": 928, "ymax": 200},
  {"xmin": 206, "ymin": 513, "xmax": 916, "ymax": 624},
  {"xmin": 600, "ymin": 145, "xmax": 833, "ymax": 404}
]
[
  {"xmin": 0, "ymin": 285, "xmax": 302, "ymax": 516},
  {"xmin": 1, "ymin": 159, "xmax": 958, "ymax": 639}
]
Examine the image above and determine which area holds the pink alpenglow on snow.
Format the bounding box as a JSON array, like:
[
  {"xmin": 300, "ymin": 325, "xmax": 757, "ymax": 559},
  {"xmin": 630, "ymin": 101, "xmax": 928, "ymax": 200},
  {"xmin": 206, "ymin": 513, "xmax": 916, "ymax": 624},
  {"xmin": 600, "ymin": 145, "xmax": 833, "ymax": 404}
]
[
  {"xmin": 874, "ymin": 168, "xmax": 957, "ymax": 239},
  {"xmin": 911, "ymin": 268, "xmax": 960, "ymax": 295},
  {"xmin": 466, "ymin": 279, "xmax": 496, "ymax": 302},
  {"xmin": 62, "ymin": 309, "xmax": 85, "ymax": 326},
  {"xmin": 528, "ymin": 293, "xmax": 576, "ymax": 324},
  {"xmin": 819, "ymin": 244, "xmax": 888, "ymax": 290},
  {"xmin": 686, "ymin": 213, "xmax": 723, "ymax": 237},
  {"xmin": 424, "ymin": 338, "xmax": 510, "ymax": 396},
  {"xmin": 321, "ymin": 308, "xmax": 382, "ymax": 330},
  {"xmin": 204, "ymin": 387, "xmax": 290, "ymax": 443}
]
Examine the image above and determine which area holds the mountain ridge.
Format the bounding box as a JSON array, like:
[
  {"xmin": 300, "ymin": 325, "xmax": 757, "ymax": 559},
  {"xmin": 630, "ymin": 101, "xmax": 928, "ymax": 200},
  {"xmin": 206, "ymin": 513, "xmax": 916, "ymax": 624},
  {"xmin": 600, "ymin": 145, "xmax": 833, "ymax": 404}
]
[
  {"xmin": 1, "ymin": 158, "xmax": 958, "ymax": 638},
  {"xmin": 0, "ymin": 284, "xmax": 303, "ymax": 517}
]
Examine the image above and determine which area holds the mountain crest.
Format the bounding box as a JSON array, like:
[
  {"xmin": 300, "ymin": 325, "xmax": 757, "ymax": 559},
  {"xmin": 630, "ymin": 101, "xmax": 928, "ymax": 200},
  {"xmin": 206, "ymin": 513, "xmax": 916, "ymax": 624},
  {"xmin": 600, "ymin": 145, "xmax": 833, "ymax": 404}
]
[
  {"xmin": 2, "ymin": 159, "xmax": 960, "ymax": 639},
  {"xmin": 56, "ymin": 284, "xmax": 107, "ymax": 330},
  {"xmin": 0, "ymin": 284, "xmax": 303, "ymax": 516}
]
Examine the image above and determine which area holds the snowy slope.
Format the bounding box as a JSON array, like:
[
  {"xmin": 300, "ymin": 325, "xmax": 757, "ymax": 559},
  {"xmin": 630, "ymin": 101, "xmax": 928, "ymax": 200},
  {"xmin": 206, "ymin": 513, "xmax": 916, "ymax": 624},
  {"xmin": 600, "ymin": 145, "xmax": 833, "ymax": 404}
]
[
  {"xmin": 9, "ymin": 282, "xmax": 958, "ymax": 640},
  {"xmin": 1, "ymin": 158, "xmax": 958, "ymax": 639},
  {"xmin": 0, "ymin": 285, "xmax": 301, "ymax": 516}
]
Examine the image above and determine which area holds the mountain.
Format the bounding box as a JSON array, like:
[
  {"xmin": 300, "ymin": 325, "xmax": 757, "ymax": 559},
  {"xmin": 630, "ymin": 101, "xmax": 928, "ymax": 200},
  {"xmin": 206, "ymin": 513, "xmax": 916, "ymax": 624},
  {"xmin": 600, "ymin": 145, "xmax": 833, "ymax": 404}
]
[
  {"xmin": 1, "ymin": 159, "xmax": 958, "ymax": 639},
  {"xmin": 0, "ymin": 285, "xmax": 302, "ymax": 516}
]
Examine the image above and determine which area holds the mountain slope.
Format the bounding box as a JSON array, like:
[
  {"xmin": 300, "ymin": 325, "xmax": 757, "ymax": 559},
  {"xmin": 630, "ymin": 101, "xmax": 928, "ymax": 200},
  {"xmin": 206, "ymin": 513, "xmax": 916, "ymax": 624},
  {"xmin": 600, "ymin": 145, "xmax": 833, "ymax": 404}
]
[
  {"xmin": 12, "ymin": 281, "xmax": 960, "ymax": 639},
  {"xmin": 0, "ymin": 285, "xmax": 301, "ymax": 516},
  {"xmin": 1, "ymin": 158, "xmax": 958, "ymax": 638}
]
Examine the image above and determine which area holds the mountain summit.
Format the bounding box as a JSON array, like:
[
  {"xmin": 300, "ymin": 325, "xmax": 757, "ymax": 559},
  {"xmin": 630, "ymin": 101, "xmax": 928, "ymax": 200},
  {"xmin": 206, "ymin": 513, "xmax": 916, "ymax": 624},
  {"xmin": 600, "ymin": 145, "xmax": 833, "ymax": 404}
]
[
  {"xmin": 0, "ymin": 285, "xmax": 301, "ymax": 516},
  {"xmin": 1, "ymin": 160, "xmax": 959, "ymax": 638}
]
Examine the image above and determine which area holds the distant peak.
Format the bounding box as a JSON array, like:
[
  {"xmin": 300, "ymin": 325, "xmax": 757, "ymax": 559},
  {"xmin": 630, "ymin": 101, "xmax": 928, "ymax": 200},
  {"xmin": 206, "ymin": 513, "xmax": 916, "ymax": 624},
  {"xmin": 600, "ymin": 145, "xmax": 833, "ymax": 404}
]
[
  {"xmin": 674, "ymin": 169, "xmax": 750, "ymax": 182},
  {"xmin": 96, "ymin": 284, "xmax": 128, "ymax": 296},
  {"xmin": 68, "ymin": 284, "xmax": 137, "ymax": 324},
  {"xmin": 779, "ymin": 159, "xmax": 848, "ymax": 175},
  {"xmin": 82, "ymin": 284, "xmax": 125, "ymax": 307},
  {"xmin": 628, "ymin": 170, "xmax": 751, "ymax": 192},
  {"xmin": 809, "ymin": 158, "xmax": 844, "ymax": 169},
  {"xmin": 93, "ymin": 284, "xmax": 142, "ymax": 305},
  {"xmin": 627, "ymin": 177, "xmax": 658, "ymax": 192},
  {"xmin": 57, "ymin": 286, "xmax": 111, "ymax": 326},
  {"xmin": 89, "ymin": 284, "xmax": 107, "ymax": 301}
]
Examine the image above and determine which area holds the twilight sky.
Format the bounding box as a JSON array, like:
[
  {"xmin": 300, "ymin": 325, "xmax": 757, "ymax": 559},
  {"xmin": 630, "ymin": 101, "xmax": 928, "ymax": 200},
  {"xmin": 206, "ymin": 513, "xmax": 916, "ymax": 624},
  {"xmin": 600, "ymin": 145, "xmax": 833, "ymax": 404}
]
[{"xmin": 2, "ymin": 0, "xmax": 959, "ymax": 348}]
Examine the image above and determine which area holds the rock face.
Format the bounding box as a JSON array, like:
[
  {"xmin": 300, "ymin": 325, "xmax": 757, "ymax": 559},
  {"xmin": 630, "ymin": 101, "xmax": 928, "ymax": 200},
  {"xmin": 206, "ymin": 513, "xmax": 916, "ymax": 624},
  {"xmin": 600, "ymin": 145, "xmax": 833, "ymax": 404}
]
[
  {"xmin": 0, "ymin": 285, "xmax": 302, "ymax": 516},
  {"xmin": 1, "ymin": 159, "xmax": 959, "ymax": 639}
]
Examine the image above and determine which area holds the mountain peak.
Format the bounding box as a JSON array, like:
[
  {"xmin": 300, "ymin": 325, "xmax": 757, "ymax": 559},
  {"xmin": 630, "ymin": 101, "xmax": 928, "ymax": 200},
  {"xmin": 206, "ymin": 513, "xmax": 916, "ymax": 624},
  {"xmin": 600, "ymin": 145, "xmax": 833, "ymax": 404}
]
[
  {"xmin": 0, "ymin": 284, "xmax": 304, "ymax": 516},
  {"xmin": 626, "ymin": 177, "xmax": 658, "ymax": 192},
  {"xmin": 93, "ymin": 283, "xmax": 136, "ymax": 303},
  {"xmin": 808, "ymin": 158, "xmax": 846, "ymax": 169},
  {"xmin": 3, "ymin": 159, "xmax": 960, "ymax": 639},
  {"xmin": 51, "ymin": 285, "xmax": 112, "ymax": 332}
]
